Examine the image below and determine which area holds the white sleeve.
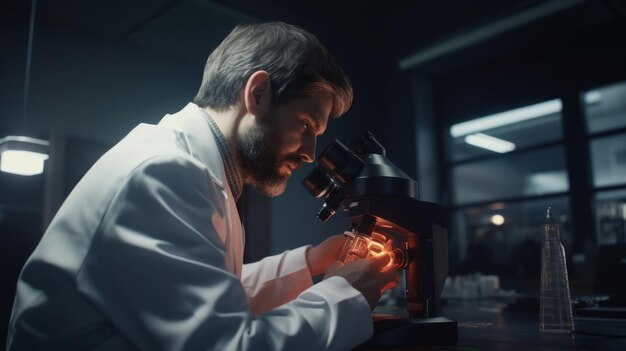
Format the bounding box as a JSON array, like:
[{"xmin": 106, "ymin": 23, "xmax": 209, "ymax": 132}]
[
  {"xmin": 76, "ymin": 155, "xmax": 373, "ymax": 351},
  {"xmin": 242, "ymin": 246, "xmax": 314, "ymax": 315}
]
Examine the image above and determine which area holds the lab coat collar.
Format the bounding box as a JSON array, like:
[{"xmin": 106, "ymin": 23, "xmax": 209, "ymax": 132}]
[{"xmin": 157, "ymin": 103, "xmax": 227, "ymax": 190}]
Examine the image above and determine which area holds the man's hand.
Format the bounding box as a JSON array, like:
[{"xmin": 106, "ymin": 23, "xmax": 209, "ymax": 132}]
[
  {"xmin": 306, "ymin": 234, "xmax": 347, "ymax": 277},
  {"xmin": 323, "ymin": 254, "xmax": 397, "ymax": 310}
]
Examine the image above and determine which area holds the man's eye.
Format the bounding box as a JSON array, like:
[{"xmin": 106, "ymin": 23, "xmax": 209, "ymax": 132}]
[{"xmin": 302, "ymin": 121, "xmax": 311, "ymax": 130}]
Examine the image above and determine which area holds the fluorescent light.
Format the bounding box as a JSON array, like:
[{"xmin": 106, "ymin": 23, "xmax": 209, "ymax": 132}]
[
  {"xmin": 464, "ymin": 133, "xmax": 516, "ymax": 153},
  {"xmin": 0, "ymin": 136, "xmax": 50, "ymax": 176},
  {"xmin": 451, "ymin": 99, "xmax": 562, "ymax": 137},
  {"xmin": 0, "ymin": 150, "xmax": 48, "ymax": 176}
]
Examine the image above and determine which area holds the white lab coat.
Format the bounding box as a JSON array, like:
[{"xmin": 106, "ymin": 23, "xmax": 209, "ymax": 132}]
[{"xmin": 6, "ymin": 103, "xmax": 372, "ymax": 351}]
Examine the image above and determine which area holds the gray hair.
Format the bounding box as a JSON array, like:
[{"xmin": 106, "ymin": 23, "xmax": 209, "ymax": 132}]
[{"xmin": 193, "ymin": 22, "xmax": 352, "ymax": 117}]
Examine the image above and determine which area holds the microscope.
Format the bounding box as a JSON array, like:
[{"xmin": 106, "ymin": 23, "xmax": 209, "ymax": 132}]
[{"xmin": 302, "ymin": 132, "xmax": 457, "ymax": 347}]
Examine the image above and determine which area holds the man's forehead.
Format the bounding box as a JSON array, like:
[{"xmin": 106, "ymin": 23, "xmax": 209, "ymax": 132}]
[{"xmin": 307, "ymin": 95, "xmax": 332, "ymax": 133}]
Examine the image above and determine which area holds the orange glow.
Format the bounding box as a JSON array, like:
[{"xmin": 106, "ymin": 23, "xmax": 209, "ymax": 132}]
[
  {"xmin": 368, "ymin": 232, "xmax": 395, "ymax": 269},
  {"xmin": 383, "ymin": 255, "xmax": 394, "ymax": 269},
  {"xmin": 367, "ymin": 241, "xmax": 384, "ymax": 254},
  {"xmin": 373, "ymin": 247, "xmax": 394, "ymax": 269},
  {"xmin": 367, "ymin": 232, "xmax": 387, "ymax": 255},
  {"xmin": 339, "ymin": 231, "xmax": 398, "ymax": 268}
]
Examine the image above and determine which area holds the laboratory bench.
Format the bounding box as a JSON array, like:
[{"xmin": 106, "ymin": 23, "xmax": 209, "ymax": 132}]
[{"xmin": 360, "ymin": 297, "xmax": 626, "ymax": 350}]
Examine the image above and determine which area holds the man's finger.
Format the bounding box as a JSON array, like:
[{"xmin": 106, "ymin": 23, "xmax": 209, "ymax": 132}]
[
  {"xmin": 368, "ymin": 253, "xmax": 391, "ymax": 270},
  {"xmin": 380, "ymin": 266, "xmax": 397, "ymax": 283}
]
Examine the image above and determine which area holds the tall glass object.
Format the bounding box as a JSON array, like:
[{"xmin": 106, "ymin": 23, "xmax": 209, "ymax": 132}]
[{"xmin": 539, "ymin": 207, "xmax": 573, "ymax": 333}]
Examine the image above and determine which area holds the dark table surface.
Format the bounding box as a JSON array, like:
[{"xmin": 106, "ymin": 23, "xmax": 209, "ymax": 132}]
[{"xmin": 363, "ymin": 298, "xmax": 626, "ymax": 350}]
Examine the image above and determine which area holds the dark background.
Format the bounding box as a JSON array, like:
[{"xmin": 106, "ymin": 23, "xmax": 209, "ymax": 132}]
[{"xmin": 2, "ymin": 0, "xmax": 626, "ymax": 346}]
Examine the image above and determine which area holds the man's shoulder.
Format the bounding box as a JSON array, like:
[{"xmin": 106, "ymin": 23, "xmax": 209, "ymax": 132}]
[
  {"xmin": 68, "ymin": 123, "xmax": 224, "ymax": 210},
  {"xmin": 104, "ymin": 123, "xmax": 225, "ymax": 188}
]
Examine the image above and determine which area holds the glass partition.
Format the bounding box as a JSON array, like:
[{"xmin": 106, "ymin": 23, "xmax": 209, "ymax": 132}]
[
  {"xmin": 452, "ymin": 146, "xmax": 569, "ymax": 205},
  {"xmin": 590, "ymin": 133, "xmax": 626, "ymax": 188},
  {"xmin": 595, "ymin": 189, "xmax": 626, "ymax": 246},
  {"xmin": 583, "ymin": 81, "xmax": 626, "ymax": 134},
  {"xmin": 450, "ymin": 197, "xmax": 571, "ymax": 292},
  {"xmin": 448, "ymin": 99, "xmax": 563, "ymax": 162}
]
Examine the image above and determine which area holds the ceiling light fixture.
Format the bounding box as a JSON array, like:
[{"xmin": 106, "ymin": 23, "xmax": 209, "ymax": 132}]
[
  {"xmin": 464, "ymin": 133, "xmax": 516, "ymax": 153},
  {"xmin": 451, "ymin": 99, "xmax": 562, "ymax": 138},
  {"xmin": 0, "ymin": 136, "xmax": 49, "ymax": 176},
  {"xmin": 0, "ymin": 0, "xmax": 49, "ymax": 176}
]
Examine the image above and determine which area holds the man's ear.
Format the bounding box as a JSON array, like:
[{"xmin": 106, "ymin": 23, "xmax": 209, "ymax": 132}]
[{"xmin": 243, "ymin": 70, "xmax": 271, "ymax": 118}]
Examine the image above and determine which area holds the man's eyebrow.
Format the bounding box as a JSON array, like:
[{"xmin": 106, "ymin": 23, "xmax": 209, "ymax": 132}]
[
  {"xmin": 303, "ymin": 114, "xmax": 325, "ymax": 135},
  {"xmin": 311, "ymin": 114, "xmax": 327, "ymax": 135}
]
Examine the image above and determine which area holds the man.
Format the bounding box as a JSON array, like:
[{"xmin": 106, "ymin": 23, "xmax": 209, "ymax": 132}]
[{"xmin": 7, "ymin": 22, "xmax": 396, "ymax": 350}]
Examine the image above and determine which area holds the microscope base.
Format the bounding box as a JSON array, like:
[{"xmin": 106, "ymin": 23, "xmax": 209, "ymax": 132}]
[{"xmin": 362, "ymin": 315, "xmax": 458, "ymax": 348}]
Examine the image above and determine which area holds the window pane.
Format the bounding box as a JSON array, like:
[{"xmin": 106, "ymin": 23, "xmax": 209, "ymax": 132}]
[
  {"xmin": 448, "ymin": 99, "xmax": 563, "ymax": 162},
  {"xmin": 584, "ymin": 81, "xmax": 626, "ymax": 134},
  {"xmin": 590, "ymin": 133, "xmax": 626, "ymax": 188},
  {"xmin": 452, "ymin": 146, "xmax": 569, "ymax": 205},
  {"xmin": 450, "ymin": 197, "xmax": 571, "ymax": 292},
  {"xmin": 595, "ymin": 189, "xmax": 626, "ymax": 246}
]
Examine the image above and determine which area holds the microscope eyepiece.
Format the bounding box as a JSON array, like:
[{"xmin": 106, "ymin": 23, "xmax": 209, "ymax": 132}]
[
  {"xmin": 302, "ymin": 131, "xmax": 412, "ymax": 223},
  {"xmin": 318, "ymin": 139, "xmax": 364, "ymax": 184},
  {"xmin": 302, "ymin": 138, "xmax": 365, "ymax": 222},
  {"xmin": 302, "ymin": 166, "xmax": 335, "ymax": 198}
]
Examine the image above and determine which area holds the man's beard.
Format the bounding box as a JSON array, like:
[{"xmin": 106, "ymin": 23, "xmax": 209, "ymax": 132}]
[{"xmin": 237, "ymin": 116, "xmax": 300, "ymax": 197}]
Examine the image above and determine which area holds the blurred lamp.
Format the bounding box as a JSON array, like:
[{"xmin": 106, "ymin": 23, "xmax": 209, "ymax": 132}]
[
  {"xmin": 491, "ymin": 214, "xmax": 505, "ymax": 226},
  {"xmin": 1, "ymin": 0, "xmax": 49, "ymax": 176},
  {"xmin": 0, "ymin": 136, "xmax": 49, "ymax": 176}
]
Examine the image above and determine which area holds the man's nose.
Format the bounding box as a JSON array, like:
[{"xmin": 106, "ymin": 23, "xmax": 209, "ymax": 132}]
[{"xmin": 299, "ymin": 136, "xmax": 316, "ymax": 164}]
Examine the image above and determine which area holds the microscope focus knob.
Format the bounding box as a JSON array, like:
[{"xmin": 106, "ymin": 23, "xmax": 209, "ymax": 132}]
[{"xmin": 391, "ymin": 248, "xmax": 410, "ymax": 269}]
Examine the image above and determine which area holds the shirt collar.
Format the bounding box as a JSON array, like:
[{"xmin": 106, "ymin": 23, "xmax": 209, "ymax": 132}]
[{"xmin": 199, "ymin": 108, "xmax": 243, "ymax": 202}]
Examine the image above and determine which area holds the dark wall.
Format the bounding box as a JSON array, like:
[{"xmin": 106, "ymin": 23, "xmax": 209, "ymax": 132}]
[
  {"xmin": 0, "ymin": 7, "xmax": 200, "ymax": 143},
  {"xmin": 0, "ymin": 172, "xmax": 44, "ymax": 344}
]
